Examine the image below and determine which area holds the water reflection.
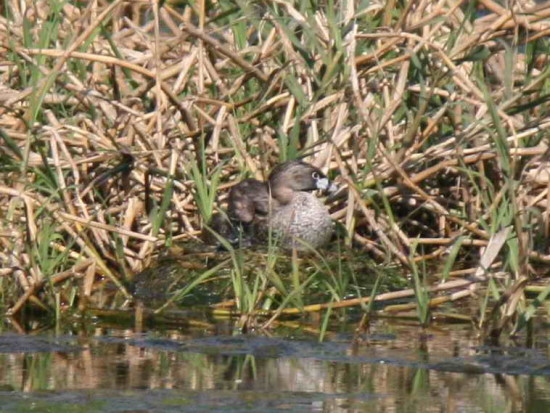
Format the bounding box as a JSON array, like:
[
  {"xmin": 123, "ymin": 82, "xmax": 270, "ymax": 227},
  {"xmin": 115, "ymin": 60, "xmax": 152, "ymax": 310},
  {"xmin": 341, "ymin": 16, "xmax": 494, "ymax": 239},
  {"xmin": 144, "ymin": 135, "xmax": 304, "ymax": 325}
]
[{"xmin": 0, "ymin": 320, "xmax": 549, "ymax": 412}]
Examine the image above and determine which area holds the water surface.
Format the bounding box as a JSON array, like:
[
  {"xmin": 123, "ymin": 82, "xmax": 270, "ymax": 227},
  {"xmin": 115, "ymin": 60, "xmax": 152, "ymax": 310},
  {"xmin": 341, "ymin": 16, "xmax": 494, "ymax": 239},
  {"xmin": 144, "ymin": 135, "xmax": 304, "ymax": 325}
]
[{"xmin": 1, "ymin": 318, "xmax": 549, "ymax": 412}]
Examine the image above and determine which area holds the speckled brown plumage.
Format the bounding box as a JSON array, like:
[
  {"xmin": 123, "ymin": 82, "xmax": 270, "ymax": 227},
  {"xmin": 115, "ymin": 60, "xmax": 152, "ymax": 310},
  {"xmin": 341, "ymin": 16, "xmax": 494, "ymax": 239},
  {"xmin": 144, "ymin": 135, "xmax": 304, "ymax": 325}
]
[{"xmin": 211, "ymin": 160, "xmax": 336, "ymax": 250}]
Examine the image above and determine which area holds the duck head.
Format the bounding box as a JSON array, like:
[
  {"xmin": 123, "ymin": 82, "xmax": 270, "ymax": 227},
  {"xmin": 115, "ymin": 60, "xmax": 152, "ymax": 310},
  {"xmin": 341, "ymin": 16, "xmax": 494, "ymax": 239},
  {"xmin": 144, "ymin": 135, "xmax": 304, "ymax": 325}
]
[{"xmin": 268, "ymin": 160, "xmax": 337, "ymax": 204}]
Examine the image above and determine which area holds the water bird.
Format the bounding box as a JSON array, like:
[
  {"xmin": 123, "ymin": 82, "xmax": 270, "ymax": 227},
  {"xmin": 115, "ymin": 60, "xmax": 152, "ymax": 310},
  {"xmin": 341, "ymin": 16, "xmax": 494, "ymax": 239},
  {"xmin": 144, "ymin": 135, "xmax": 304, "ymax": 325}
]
[{"xmin": 210, "ymin": 160, "xmax": 337, "ymax": 250}]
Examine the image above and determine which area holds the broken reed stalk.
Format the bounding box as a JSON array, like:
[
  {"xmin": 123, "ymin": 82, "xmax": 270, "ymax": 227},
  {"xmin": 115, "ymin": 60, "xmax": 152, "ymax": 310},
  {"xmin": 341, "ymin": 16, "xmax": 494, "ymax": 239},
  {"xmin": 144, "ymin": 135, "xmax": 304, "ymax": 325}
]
[{"xmin": 210, "ymin": 278, "xmax": 475, "ymax": 318}]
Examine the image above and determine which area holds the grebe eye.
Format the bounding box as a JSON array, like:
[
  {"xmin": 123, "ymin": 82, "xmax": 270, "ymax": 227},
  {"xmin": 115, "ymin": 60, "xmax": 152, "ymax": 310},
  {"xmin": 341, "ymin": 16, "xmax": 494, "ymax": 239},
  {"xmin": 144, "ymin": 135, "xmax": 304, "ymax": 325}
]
[{"xmin": 312, "ymin": 171, "xmax": 320, "ymax": 179}]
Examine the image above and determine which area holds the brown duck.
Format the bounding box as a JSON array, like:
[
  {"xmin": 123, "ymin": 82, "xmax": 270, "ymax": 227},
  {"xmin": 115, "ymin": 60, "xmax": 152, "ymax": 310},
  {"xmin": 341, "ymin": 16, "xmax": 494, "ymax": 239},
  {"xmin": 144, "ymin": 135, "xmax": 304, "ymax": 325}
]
[{"xmin": 219, "ymin": 160, "xmax": 336, "ymax": 250}]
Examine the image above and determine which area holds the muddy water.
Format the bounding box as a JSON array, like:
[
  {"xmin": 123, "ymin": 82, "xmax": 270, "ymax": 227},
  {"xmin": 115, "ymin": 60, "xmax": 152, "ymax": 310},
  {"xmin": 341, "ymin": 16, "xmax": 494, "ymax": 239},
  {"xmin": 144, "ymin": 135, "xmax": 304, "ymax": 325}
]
[{"xmin": 0, "ymin": 319, "xmax": 549, "ymax": 412}]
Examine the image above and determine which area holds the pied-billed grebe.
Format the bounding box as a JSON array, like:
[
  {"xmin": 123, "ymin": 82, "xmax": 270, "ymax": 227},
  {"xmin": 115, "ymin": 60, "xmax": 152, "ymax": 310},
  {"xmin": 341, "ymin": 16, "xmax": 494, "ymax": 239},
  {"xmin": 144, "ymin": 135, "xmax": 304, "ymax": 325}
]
[{"xmin": 222, "ymin": 160, "xmax": 336, "ymax": 250}]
